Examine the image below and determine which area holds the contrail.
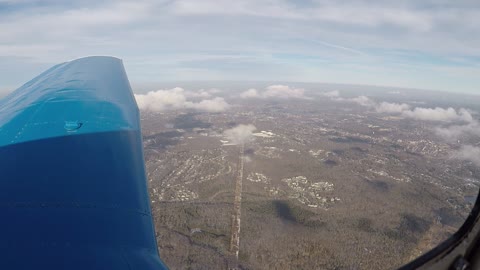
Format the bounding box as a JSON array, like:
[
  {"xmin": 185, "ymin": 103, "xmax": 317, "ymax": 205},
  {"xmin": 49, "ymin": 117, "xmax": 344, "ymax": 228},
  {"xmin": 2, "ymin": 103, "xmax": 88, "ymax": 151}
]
[{"xmin": 304, "ymin": 38, "xmax": 368, "ymax": 56}]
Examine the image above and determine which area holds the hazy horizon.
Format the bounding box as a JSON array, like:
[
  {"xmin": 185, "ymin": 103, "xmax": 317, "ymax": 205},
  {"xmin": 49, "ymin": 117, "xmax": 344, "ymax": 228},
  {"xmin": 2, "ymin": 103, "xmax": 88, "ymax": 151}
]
[
  {"xmin": 1, "ymin": 1, "xmax": 479, "ymax": 95},
  {"xmin": 2, "ymin": 78, "xmax": 480, "ymax": 100}
]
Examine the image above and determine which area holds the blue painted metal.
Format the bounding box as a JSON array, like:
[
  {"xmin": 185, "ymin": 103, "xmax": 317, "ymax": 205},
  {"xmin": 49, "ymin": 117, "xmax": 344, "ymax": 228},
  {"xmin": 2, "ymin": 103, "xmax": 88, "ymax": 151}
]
[
  {"xmin": 0, "ymin": 56, "xmax": 168, "ymax": 269},
  {"xmin": 0, "ymin": 56, "xmax": 139, "ymax": 146}
]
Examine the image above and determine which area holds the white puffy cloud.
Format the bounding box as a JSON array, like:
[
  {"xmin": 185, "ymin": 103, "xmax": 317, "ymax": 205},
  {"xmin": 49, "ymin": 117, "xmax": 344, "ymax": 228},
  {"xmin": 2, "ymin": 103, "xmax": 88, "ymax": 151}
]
[
  {"xmin": 188, "ymin": 88, "xmax": 223, "ymax": 97},
  {"xmin": 324, "ymin": 91, "xmax": 474, "ymax": 123},
  {"xmin": 223, "ymin": 124, "xmax": 257, "ymax": 145},
  {"xmin": 350, "ymin": 96, "xmax": 376, "ymax": 107},
  {"xmin": 376, "ymin": 102, "xmax": 411, "ymax": 114},
  {"xmin": 240, "ymin": 85, "xmax": 307, "ymax": 99},
  {"xmin": 240, "ymin": 88, "xmax": 260, "ymax": 98},
  {"xmin": 452, "ymin": 145, "xmax": 480, "ymax": 166},
  {"xmin": 134, "ymin": 87, "xmax": 229, "ymax": 112},
  {"xmin": 371, "ymin": 102, "xmax": 473, "ymax": 123},
  {"xmin": 321, "ymin": 90, "xmax": 480, "ymax": 158},
  {"xmin": 188, "ymin": 97, "xmax": 229, "ymax": 112},
  {"xmin": 402, "ymin": 107, "xmax": 473, "ymax": 123},
  {"xmin": 135, "ymin": 87, "xmax": 187, "ymax": 111},
  {"xmin": 264, "ymin": 85, "xmax": 305, "ymax": 99},
  {"xmin": 327, "ymin": 94, "xmax": 375, "ymax": 107}
]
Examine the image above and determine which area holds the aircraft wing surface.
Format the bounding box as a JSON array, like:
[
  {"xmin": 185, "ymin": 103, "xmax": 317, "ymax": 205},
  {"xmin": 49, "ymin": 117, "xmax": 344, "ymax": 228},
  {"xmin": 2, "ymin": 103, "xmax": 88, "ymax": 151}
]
[{"xmin": 0, "ymin": 56, "xmax": 168, "ymax": 269}]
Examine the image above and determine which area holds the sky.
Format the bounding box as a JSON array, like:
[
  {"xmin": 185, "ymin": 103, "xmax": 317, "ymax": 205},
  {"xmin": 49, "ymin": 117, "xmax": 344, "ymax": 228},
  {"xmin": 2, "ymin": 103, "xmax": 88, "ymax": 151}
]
[{"xmin": 0, "ymin": 0, "xmax": 480, "ymax": 95}]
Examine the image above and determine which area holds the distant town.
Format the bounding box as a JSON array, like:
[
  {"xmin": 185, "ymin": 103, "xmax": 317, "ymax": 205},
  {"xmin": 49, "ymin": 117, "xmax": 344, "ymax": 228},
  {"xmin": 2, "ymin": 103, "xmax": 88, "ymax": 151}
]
[{"xmin": 138, "ymin": 83, "xmax": 480, "ymax": 269}]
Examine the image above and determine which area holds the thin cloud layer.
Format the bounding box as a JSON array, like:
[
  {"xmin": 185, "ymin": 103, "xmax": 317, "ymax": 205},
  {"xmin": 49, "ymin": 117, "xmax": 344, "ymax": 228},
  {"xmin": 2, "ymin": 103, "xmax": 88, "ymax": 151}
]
[
  {"xmin": 240, "ymin": 85, "xmax": 307, "ymax": 99},
  {"xmin": 321, "ymin": 90, "xmax": 340, "ymax": 98},
  {"xmin": 435, "ymin": 121, "xmax": 480, "ymax": 142},
  {"xmin": 171, "ymin": 0, "xmax": 435, "ymax": 31},
  {"xmin": 453, "ymin": 145, "xmax": 480, "ymax": 166},
  {"xmin": 184, "ymin": 89, "xmax": 212, "ymax": 98},
  {"xmin": 1, "ymin": 1, "xmax": 480, "ymax": 94},
  {"xmin": 135, "ymin": 87, "xmax": 229, "ymax": 112},
  {"xmin": 223, "ymin": 124, "xmax": 257, "ymax": 145}
]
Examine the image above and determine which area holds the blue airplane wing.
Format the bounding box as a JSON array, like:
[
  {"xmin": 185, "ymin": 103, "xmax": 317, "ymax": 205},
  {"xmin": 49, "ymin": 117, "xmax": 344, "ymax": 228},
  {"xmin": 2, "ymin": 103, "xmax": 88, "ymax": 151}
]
[{"xmin": 0, "ymin": 56, "xmax": 168, "ymax": 269}]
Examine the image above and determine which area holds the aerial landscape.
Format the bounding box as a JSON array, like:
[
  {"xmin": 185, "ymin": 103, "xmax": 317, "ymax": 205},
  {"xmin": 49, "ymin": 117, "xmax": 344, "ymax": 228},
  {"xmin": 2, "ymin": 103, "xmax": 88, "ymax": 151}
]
[
  {"xmin": 136, "ymin": 83, "xmax": 480, "ymax": 270},
  {"xmin": 0, "ymin": 0, "xmax": 479, "ymax": 270}
]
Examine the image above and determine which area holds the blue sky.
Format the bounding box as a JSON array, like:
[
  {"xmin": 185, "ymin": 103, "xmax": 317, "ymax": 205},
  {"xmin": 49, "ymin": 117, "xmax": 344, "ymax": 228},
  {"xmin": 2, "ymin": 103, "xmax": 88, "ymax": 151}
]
[{"xmin": 0, "ymin": 0, "xmax": 479, "ymax": 95}]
